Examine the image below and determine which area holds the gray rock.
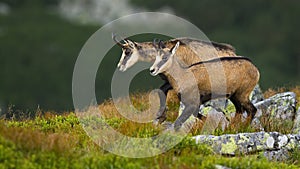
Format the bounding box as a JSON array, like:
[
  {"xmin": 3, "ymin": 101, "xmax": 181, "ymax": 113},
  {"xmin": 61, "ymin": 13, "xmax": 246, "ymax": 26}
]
[
  {"xmin": 193, "ymin": 132, "xmax": 300, "ymax": 159},
  {"xmin": 292, "ymin": 107, "xmax": 300, "ymax": 134},
  {"xmin": 201, "ymin": 98, "xmax": 228, "ymax": 113},
  {"xmin": 179, "ymin": 91, "xmax": 296, "ymax": 136},
  {"xmin": 201, "ymin": 108, "xmax": 229, "ymax": 134},
  {"xmin": 264, "ymin": 149, "xmax": 290, "ymax": 161},
  {"xmin": 250, "ymin": 84, "xmax": 264, "ymax": 104},
  {"xmin": 191, "ymin": 91, "xmax": 299, "ymax": 161},
  {"xmin": 178, "ymin": 102, "xmax": 230, "ymax": 134},
  {"xmin": 251, "ymin": 92, "xmax": 297, "ymax": 130}
]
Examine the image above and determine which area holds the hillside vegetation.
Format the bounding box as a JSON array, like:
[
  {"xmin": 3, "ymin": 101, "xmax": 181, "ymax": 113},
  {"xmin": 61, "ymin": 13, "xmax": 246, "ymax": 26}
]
[{"xmin": 0, "ymin": 87, "xmax": 299, "ymax": 168}]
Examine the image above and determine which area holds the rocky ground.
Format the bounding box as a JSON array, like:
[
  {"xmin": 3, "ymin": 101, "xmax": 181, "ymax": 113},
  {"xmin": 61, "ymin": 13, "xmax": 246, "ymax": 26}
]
[{"xmin": 177, "ymin": 85, "xmax": 300, "ymax": 163}]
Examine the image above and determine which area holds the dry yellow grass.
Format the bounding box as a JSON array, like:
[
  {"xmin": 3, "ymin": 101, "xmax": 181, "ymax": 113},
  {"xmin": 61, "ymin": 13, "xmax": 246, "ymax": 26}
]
[
  {"xmin": 0, "ymin": 123, "xmax": 78, "ymax": 153},
  {"xmin": 73, "ymin": 86, "xmax": 300, "ymax": 137}
]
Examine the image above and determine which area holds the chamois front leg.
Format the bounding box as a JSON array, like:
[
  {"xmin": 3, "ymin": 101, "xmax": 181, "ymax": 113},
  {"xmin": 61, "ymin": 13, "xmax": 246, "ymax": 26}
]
[
  {"xmin": 153, "ymin": 82, "xmax": 173, "ymax": 125},
  {"xmin": 173, "ymin": 103, "xmax": 198, "ymax": 131}
]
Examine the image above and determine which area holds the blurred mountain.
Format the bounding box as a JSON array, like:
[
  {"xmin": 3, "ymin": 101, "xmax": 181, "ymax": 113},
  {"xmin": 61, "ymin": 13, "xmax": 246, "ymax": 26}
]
[
  {"xmin": 0, "ymin": 0, "xmax": 299, "ymax": 111},
  {"xmin": 57, "ymin": 0, "xmax": 173, "ymax": 25}
]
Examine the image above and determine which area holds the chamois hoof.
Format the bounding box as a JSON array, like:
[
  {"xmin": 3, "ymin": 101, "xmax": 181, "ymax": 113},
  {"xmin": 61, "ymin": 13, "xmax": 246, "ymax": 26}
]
[
  {"xmin": 153, "ymin": 119, "xmax": 160, "ymax": 126},
  {"xmin": 153, "ymin": 116, "xmax": 167, "ymax": 126},
  {"xmin": 161, "ymin": 121, "xmax": 174, "ymax": 131}
]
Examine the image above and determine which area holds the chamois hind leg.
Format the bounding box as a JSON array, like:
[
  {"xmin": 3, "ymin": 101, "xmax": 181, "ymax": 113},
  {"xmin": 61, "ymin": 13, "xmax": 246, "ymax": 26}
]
[
  {"xmin": 153, "ymin": 82, "xmax": 172, "ymax": 125},
  {"xmin": 232, "ymin": 92, "xmax": 257, "ymax": 125},
  {"xmin": 236, "ymin": 89, "xmax": 257, "ymax": 121},
  {"xmin": 241, "ymin": 100, "xmax": 257, "ymax": 121},
  {"xmin": 229, "ymin": 96, "xmax": 244, "ymax": 114},
  {"xmin": 229, "ymin": 96, "xmax": 245, "ymax": 126}
]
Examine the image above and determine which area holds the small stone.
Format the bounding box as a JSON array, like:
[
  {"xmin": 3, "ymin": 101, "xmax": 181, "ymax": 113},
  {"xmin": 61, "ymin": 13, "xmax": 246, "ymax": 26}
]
[
  {"xmin": 215, "ymin": 164, "xmax": 232, "ymax": 169},
  {"xmin": 266, "ymin": 136, "xmax": 275, "ymax": 148},
  {"xmin": 278, "ymin": 135, "xmax": 288, "ymax": 148}
]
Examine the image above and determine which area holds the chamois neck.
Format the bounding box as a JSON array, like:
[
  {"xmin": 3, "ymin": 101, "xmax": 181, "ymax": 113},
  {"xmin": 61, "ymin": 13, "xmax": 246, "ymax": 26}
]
[
  {"xmin": 162, "ymin": 57, "xmax": 196, "ymax": 91},
  {"xmin": 164, "ymin": 57, "xmax": 188, "ymax": 80},
  {"xmin": 138, "ymin": 46, "xmax": 157, "ymax": 62}
]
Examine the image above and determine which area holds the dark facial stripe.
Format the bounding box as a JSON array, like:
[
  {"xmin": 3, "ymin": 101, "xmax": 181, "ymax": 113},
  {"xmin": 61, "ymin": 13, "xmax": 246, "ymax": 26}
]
[
  {"xmin": 121, "ymin": 49, "xmax": 133, "ymax": 66},
  {"xmin": 156, "ymin": 51, "xmax": 172, "ymax": 70},
  {"xmin": 157, "ymin": 58, "xmax": 168, "ymax": 70}
]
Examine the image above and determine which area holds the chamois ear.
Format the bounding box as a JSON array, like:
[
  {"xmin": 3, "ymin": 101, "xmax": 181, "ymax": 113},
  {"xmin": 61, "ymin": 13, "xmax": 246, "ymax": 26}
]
[
  {"xmin": 125, "ymin": 39, "xmax": 136, "ymax": 48},
  {"xmin": 170, "ymin": 41, "xmax": 180, "ymax": 55},
  {"xmin": 158, "ymin": 40, "xmax": 166, "ymax": 49}
]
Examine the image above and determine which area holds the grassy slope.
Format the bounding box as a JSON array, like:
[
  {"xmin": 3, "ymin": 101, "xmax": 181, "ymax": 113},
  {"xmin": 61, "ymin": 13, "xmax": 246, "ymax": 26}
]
[{"xmin": 0, "ymin": 87, "xmax": 299, "ymax": 169}]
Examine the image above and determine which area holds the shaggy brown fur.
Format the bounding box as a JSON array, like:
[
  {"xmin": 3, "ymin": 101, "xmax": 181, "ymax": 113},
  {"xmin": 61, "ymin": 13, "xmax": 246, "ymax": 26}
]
[{"xmin": 150, "ymin": 42, "xmax": 260, "ymax": 130}]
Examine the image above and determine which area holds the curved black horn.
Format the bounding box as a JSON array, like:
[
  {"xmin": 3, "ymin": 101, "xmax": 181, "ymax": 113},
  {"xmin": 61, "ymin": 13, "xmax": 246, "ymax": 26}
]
[
  {"xmin": 153, "ymin": 39, "xmax": 165, "ymax": 49},
  {"xmin": 158, "ymin": 40, "xmax": 166, "ymax": 49},
  {"xmin": 153, "ymin": 38, "xmax": 161, "ymax": 49},
  {"xmin": 112, "ymin": 33, "xmax": 125, "ymax": 47}
]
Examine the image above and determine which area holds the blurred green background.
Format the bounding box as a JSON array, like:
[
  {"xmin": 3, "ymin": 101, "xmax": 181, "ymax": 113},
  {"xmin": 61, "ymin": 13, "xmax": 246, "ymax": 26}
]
[{"xmin": 0, "ymin": 0, "xmax": 299, "ymax": 112}]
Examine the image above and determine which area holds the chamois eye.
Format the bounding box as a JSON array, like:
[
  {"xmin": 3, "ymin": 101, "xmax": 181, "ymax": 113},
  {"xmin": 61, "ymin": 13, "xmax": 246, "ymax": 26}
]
[{"xmin": 162, "ymin": 55, "xmax": 168, "ymax": 60}]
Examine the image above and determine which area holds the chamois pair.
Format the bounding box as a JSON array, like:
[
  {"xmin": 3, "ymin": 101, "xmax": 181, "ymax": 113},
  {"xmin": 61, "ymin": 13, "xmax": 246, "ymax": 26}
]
[
  {"xmin": 113, "ymin": 35, "xmax": 260, "ymax": 130},
  {"xmin": 113, "ymin": 34, "xmax": 237, "ymax": 124}
]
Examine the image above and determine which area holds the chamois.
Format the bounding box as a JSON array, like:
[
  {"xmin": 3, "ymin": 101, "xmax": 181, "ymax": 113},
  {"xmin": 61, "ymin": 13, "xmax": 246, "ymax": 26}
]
[
  {"xmin": 149, "ymin": 42, "xmax": 260, "ymax": 130},
  {"xmin": 112, "ymin": 34, "xmax": 237, "ymax": 124}
]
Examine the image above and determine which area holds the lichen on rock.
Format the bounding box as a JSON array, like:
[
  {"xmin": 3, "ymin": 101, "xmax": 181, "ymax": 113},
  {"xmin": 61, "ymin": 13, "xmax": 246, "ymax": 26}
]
[
  {"xmin": 177, "ymin": 89, "xmax": 299, "ymax": 162},
  {"xmin": 251, "ymin": 92, "xmax": 297, "ymax": 132},
  {"xmin": 193, "ymin": 132, "xmax": 300, "ymax": 159}
]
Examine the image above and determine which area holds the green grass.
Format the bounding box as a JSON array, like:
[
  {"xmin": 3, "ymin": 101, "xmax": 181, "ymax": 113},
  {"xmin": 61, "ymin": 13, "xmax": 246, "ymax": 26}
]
[
  {"xmin": 0, "ymin": 119, "xmax": 298, "ymax": 169},
  {"xmin": 0, "ymin": 87, "xmax": 299, "ymax": 168}
]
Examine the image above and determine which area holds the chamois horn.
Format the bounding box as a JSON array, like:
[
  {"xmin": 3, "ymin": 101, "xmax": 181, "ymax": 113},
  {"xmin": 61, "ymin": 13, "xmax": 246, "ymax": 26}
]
[
  {"xmin": 153, "ymin": 39, "xmax": 165, "ymax": 49},
  {"xmin": 112, "ymin": 33, "xmax": 125, "ymax": 47}
]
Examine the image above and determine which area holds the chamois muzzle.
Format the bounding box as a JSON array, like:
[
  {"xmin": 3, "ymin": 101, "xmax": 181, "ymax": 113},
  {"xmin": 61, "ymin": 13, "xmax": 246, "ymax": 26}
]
[
  {"xmin": 118, "ymin": 65, "xmax": 127, "ymax": 72},
  {"xmin": 149, "ymin": 67, "xmax": 158, "ymax": 76}
]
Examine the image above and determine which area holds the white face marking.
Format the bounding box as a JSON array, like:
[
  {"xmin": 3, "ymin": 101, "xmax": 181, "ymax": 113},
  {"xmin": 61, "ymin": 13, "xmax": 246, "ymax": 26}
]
[
  {"xmin": 117, "ymin": 51, "xmax": 127, "ymax": 71},
  {"xmin": 149, "ymin": 42, "xmax": 180, "ymax": 76},
  {"xmin": 150, "ymin": 51, "xmax": 173, "ymax": 76},
  {"xmin": 124, "ymin": 52, "xmax": 139, "ymax": 70},
  {"xmin": 117, "ymin": 46, "xmax": 139, "ymax": 72},
  {"xmin": 150, "ymin": 55, "xmax": 163, "ymax": 76}
]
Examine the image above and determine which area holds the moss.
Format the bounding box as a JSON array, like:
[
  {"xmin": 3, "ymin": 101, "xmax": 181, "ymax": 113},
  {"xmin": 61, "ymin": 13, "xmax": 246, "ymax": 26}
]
[{"xmin": 220, "ymin": 137, "xmax": 238, "ymax": 155}]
